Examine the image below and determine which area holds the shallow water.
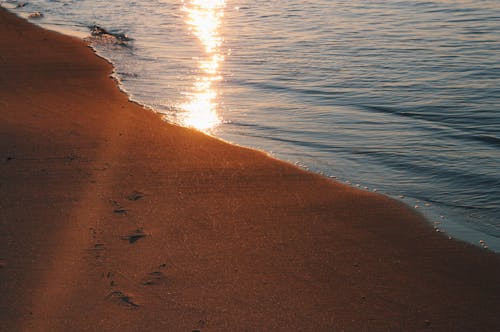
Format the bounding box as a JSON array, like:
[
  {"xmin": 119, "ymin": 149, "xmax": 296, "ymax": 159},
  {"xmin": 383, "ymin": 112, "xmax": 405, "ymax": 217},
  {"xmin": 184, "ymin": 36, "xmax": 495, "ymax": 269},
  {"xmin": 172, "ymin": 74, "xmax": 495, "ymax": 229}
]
[{"xmin": 4, "ymin": 0, "xmax": 500, "ymax": 251}]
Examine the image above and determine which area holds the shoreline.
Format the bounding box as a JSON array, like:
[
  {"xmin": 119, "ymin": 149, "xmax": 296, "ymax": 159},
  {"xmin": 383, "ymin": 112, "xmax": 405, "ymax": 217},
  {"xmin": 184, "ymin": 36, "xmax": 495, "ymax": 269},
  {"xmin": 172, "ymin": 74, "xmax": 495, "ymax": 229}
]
[
  {"xmin": 6, "ymin": 5, "xmax": 498, "ymax": 251},
  {"xmin": 9, "ymin": 6, "xmax": 499, "ymax": 252},
  {"xmin": 14, "ymin": 9, "xmax": 500, "ymax": 252},
  {"xmin": 1, "ymin": 7, "xmax": 499, "ymax": 331}
]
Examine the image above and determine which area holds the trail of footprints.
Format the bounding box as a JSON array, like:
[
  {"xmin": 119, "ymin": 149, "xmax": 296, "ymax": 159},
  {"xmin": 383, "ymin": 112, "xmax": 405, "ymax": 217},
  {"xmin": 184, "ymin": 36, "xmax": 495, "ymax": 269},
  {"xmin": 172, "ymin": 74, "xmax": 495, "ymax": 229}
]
[
  {"xmin": 89, "ymin": 190, "xmax": 167, "ymax": 310},
  {"xmin": 103, "ymin": 265, "xmax": 168, "ymax": 309}
]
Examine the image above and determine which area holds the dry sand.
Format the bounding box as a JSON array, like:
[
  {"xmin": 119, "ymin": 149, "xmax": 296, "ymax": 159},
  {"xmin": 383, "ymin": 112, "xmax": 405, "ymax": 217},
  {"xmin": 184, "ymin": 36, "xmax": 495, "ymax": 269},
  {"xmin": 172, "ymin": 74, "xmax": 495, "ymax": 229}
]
[{"xmin": 0, "ymin": 8, "xmax": 499, "ymax": 331}]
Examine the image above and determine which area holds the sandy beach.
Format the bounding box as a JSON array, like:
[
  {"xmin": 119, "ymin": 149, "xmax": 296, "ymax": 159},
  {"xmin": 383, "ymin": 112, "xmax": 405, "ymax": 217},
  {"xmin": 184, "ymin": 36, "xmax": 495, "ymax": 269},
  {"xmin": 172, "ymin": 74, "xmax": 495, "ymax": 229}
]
[{"xmin": 0, "ymin": 8, "xmax": 499, "ymax": 331}]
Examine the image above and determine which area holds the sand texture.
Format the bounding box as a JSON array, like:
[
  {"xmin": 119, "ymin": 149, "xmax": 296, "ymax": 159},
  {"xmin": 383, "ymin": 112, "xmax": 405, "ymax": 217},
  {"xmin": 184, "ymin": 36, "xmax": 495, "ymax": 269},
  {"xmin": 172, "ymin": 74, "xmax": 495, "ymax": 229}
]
[{"xmin": 0, "ymin": 8, "xmax": 499, "ymax": 331}]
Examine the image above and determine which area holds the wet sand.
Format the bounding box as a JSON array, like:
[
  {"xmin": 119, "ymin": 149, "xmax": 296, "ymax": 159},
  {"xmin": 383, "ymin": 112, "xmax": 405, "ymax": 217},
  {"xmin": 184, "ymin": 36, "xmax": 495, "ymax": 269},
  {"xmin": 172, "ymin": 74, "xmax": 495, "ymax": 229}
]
[{"xmin": 0, "ymin": 8, "xmax": 499, "ymax": 331}]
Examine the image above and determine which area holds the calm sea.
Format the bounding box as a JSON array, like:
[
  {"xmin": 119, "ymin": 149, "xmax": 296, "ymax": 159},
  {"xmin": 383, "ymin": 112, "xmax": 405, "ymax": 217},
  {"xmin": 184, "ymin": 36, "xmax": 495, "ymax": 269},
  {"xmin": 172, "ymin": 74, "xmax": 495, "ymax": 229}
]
[{"xmin": 4, "ymin": 0, "xmax": 500, "ymax": 251}]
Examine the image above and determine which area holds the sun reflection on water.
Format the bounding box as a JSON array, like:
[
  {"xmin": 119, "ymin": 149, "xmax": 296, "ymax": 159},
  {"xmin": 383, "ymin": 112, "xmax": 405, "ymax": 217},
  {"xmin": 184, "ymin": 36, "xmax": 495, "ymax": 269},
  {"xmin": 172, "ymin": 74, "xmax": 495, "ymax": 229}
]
[{"xmin": 180, "ymin": 0, "xmax": 225, "ymax": 131}]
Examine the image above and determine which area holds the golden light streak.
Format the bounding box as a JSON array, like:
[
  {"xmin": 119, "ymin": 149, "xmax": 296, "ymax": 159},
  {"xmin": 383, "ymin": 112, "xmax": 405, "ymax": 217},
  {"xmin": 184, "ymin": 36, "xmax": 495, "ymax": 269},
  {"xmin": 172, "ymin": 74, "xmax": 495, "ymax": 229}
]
[{"xmin": 179, "ymin": 0, "xmax": 225, "ymax": 131}]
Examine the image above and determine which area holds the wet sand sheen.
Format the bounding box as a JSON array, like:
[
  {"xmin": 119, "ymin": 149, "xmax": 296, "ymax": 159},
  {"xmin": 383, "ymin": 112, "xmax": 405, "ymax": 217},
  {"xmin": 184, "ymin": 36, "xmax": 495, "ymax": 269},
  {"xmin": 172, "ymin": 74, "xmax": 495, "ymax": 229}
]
[{"xmin": 0, "ymin": 8, "xmax": 499, "ymax": 331}]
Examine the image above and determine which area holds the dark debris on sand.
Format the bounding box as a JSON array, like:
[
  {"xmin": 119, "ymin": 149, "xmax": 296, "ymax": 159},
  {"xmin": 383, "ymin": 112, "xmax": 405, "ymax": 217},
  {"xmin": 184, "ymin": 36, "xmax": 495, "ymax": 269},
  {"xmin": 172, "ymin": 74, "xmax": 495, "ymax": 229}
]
[{"xmin": 87, "ymin": 25, "xmax": 132, "ymax": 46}]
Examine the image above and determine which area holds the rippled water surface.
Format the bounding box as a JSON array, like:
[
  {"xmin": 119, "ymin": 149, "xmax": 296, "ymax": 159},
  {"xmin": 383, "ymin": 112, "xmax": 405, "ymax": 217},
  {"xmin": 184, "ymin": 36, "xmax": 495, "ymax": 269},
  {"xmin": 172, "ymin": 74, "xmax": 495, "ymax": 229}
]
[{"xmin": 4, "ymin": 0, "xmax": 500, "ymax": 250}]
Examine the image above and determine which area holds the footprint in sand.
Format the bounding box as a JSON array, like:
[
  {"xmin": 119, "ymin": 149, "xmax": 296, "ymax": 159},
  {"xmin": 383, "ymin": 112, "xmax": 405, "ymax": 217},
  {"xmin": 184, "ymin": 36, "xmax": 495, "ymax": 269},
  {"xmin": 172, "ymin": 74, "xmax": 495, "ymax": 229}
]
[
  {"xmin": 141, "ymin": 271, "xmax": 167, "ymax": 286},
  {"xmin": 110, "ymin": 200, "xmax": 128, "ymax": 214},
  {"xmin": 106, "ymin": 290, "xmax": 139, "ymax": 308},
  {"xmin": 127, "ymin": 191, "xmax": 145, "ymax": 201},
  {"xmin": 121, "ymin": 228, "xmax": 148, "ymax": 243}
]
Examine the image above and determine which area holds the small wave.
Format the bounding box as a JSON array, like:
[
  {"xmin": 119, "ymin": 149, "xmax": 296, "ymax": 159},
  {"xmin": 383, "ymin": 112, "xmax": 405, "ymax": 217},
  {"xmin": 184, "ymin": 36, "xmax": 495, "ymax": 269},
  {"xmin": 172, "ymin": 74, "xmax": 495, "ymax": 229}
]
[
  {"xmin": 229, "ymin": 121, "xmax": 330, "ymax": 139},
  {"xmin": 447, "ymin": 133, "xmax": 500, "ymax": 148},
  {"xmin": 359, "ymin": 104, "xmax": 488, "ymax": 130},
  {"xmin": 117, "ymin": 71, "xmax": 139, "ymax": 79},
  {"xmin": 228, "ymin": 121, "xmax": 339, "ymax": 150},
  {"xmin": 361, "ymin": 105, "xmax": 438, "ymax": 121},
  {"xmin": 230, "ymin": 78, "xmax": 340, "ymax": 99},
  {"xmin": 470, "ymin": 134, "xmax": 500, "ymax": 147}
]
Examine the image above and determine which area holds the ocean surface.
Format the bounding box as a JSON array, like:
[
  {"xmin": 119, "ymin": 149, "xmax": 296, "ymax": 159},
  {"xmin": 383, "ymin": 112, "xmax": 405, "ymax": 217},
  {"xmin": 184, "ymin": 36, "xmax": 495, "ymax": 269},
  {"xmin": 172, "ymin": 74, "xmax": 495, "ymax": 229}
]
[{"xmin": 3, "ymin": 0, "xmax": 499, "ymax": 251}]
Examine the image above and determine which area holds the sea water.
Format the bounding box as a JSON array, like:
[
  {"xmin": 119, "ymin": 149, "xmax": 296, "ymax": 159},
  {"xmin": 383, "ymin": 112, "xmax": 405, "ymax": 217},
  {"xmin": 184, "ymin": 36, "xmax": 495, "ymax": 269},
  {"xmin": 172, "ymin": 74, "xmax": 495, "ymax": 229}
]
[{"xmin": 3, "ymin": 0, "xmax": 499, "ymax": 251}]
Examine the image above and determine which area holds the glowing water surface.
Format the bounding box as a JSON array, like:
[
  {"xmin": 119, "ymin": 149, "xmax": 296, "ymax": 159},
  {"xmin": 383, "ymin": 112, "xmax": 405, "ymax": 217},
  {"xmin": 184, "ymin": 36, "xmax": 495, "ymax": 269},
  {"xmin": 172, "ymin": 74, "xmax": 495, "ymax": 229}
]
[{"xmin": 178, "ymin": 0, "xmax": 225, "ymax": 131}]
